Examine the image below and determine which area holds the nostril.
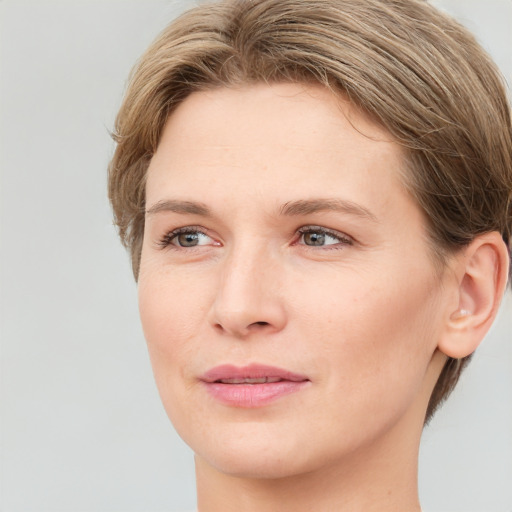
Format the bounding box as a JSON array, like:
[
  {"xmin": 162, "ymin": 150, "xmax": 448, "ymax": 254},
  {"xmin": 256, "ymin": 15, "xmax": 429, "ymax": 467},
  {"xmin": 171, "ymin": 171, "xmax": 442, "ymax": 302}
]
[{"xmin": 253, "ymin": 321, "xmax": 269, "ymax": 327}]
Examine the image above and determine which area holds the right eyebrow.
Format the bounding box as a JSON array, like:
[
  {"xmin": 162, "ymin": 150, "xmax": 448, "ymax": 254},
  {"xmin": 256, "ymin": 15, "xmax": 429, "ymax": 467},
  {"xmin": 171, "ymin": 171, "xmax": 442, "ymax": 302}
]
[{"xmin": 145, "ymin": 199, "xmax": 211, "ymax": 217}]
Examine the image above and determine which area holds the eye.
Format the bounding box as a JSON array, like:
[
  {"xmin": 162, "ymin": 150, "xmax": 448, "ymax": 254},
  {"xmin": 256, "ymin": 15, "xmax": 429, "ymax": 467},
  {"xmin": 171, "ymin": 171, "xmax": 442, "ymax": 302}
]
[
  {"xmin": 173, "ymin": 231, "xmax": 212, "ymax": 247},
  {"xmin": 158, "ymin": 227, "xmax": 217, "ymax": 249},
  {"xmin": 297, "ymin": 226, "xmax": 352, "ymax": 248}
]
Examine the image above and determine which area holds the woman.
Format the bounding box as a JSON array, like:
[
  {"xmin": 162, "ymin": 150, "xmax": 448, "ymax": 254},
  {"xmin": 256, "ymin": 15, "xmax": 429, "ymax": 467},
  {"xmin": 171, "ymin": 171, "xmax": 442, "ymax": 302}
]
[{"xmin": 108, "ymin": 0, "xmax": 511, "ymax": 510}]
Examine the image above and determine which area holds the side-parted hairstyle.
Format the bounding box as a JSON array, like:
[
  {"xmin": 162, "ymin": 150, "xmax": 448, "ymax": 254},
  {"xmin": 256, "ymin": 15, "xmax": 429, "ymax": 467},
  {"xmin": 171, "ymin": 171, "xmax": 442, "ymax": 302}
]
[{"xmin": 108, "ymin": 0, "xmax": 512, "ymax": 423}]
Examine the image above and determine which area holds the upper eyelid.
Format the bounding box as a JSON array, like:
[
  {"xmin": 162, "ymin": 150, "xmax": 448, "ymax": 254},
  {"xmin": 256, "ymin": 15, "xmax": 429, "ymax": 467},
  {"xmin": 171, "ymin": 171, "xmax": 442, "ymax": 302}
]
[
  {"xmin": 297, "ymin": 225, "xmax": 353, "ymax": 241},
  {"xmin": 298, "ymin": 225, "xmax": 344, "ymax": 234},
  {"xmin": 163, "ymin": 225, "xmax": 348, "ymax": 236},
  {"xmin": 172, "ymin": 226, "xmax": 209, "ymax": 234}
]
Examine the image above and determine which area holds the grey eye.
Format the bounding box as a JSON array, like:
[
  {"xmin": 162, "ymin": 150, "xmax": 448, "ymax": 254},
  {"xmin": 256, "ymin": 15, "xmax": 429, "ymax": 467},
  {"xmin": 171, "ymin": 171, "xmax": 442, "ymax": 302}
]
[
  {"xmin": 171, "ymin": 231, "xmax": 213, "ymax": 247},
  {"xmin": 303, "ymin": 232, "xmax": 326, "ymax": 246},
  {"xmin": 176, "ymin": 232, "xmax": 200, "ymax": 247},
  {"xmin": 300, "ymin": 230, "xmax": 343, "ymax": 247}
]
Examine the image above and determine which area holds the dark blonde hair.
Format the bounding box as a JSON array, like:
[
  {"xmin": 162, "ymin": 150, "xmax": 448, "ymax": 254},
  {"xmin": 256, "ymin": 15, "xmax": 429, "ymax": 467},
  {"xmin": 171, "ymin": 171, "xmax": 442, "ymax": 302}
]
[{"xmin": 108, "ymin": 0, "xmax": 512, "ymax": 422}]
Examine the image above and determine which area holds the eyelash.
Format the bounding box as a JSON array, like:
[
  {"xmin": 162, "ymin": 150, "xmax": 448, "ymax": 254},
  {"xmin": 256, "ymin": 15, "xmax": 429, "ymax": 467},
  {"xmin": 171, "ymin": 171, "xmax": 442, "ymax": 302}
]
[
  {"xmin": 156, "ymin": 226, "xmax": 209, "ymax": 249},
  {"xmin": 295, "ymin": 226, "xmax": 353, "ymax": 249},
  {"xmin": 156, "ymin": 225, "xmax": 353, "ymax": 250}
]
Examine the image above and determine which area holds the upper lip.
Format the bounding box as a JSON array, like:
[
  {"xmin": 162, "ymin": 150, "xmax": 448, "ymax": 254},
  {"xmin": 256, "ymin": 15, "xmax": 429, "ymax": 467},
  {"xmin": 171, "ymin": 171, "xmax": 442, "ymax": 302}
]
[{"xmin": 201, "ymin": 364, "xmax": 309, "ymax": 383}]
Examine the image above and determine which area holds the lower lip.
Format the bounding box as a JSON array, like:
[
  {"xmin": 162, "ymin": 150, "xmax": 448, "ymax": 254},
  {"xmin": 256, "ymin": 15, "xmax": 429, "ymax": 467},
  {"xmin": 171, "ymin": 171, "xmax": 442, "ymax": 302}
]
[{"xmin": 204, "ymin": 380, "xmax": 309, "ymax": 407}]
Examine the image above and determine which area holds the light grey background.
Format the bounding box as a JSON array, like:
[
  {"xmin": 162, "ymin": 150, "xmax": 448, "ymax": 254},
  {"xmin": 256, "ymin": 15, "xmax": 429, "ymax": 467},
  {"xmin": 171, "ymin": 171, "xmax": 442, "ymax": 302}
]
[{"xmin": 0, "ymin": 1, "xmax": 510, "ymax": 511}]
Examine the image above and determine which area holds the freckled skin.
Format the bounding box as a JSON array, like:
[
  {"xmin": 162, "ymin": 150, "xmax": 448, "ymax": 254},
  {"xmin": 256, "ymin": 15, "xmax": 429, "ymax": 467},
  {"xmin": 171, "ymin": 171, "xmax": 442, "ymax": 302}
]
[{"xmin": 138, "ymin": 83, "xmax": 451, "ymax": 511}]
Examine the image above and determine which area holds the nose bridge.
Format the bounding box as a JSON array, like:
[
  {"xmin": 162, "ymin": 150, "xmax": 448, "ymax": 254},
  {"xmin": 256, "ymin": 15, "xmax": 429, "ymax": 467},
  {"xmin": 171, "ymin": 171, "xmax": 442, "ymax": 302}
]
[{"xmin": 210, "ymin": 237, "xmax": 285, "ymax": 336}]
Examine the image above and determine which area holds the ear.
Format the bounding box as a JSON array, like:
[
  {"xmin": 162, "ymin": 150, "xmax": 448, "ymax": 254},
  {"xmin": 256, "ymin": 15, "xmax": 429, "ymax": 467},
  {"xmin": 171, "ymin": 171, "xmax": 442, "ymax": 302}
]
[{"xmin": 438, "ymin": 232, "xmax": 510, "ymax": 359}]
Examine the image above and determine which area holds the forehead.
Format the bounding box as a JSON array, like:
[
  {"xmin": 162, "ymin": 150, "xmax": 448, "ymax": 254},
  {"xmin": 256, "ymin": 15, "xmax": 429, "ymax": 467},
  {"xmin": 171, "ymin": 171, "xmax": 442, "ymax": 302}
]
[{"xmin": 146, "ymin": 83, "xmax": 407, "ymax": 208}]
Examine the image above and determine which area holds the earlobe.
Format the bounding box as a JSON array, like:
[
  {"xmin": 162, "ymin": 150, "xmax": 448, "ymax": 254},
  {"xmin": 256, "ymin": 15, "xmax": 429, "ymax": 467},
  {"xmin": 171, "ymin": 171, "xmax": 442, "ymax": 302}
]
[{"xmin": 438, "ymin": 232, "xmax": 510, "ymax": 359}]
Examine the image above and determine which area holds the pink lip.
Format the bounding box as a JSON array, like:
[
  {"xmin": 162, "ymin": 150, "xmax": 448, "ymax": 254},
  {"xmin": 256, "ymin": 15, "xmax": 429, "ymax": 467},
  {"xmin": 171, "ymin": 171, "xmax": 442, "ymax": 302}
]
[
  {"xmin": 202, "ymin": 364, "xmax": 308, "ymax": 383},
  {"xmin": 201, "ymin": 364, "xmax": 310, "ymax": 408}
]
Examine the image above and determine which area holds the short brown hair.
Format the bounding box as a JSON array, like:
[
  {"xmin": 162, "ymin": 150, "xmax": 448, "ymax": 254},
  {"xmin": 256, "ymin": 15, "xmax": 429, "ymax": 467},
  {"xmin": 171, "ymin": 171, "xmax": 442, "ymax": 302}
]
[{"xmin": 108, "ymin": 0, "xmax": 512, "ymax": 422}]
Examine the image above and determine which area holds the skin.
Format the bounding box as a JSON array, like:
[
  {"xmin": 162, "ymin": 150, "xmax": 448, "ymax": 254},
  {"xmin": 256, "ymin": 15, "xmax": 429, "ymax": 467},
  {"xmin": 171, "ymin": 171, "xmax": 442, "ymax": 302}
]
[{"xmin": 138, "ymin": 82, "xmax": 459, "ymax": 512}]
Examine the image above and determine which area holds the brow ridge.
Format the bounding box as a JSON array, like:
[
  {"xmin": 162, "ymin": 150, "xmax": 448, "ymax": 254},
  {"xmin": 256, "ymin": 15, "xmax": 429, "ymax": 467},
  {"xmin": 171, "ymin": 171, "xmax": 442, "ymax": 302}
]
[
  {"xmin": 280, "ymin": 198, "xmax": 378, "ymax": 222},
  {"xmin": 145, "ymin": 199, "xmax": 210, "ymax": 216},
  {"xmin": 146, "ymin": 197, "xmax": 377, "ymax": 222}
]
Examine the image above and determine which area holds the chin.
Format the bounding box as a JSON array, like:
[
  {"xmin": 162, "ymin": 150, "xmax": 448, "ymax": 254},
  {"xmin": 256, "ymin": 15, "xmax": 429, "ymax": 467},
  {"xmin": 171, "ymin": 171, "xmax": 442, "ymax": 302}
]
[
  {"xmin": 199, "ymin": 447, "xmax": 314, "ymax": 480},
  {"xmin": 181, "ymin": 420, "xmax": 323, "ymax": 479},
  {"xmin": 193, "ymin": 421, "xmax": 399, "ymax": 482},
  {"xmin": 210, "ymin": 457, "xmax": 297, "ymax": 480}
]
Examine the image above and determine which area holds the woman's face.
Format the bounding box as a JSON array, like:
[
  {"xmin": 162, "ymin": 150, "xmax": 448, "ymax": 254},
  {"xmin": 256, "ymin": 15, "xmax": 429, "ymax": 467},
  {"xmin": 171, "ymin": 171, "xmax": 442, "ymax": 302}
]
[{"xmin": 139, "ymin": 83, "xmax": 450, "ymax": 478}]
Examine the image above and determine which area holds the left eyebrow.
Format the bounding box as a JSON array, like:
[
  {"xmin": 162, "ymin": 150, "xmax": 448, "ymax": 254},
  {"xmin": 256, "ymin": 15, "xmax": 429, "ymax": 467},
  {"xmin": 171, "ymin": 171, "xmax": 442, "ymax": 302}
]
[{"xmin": 279, "ymin": 198, "xmax": 378, "ymax": 223}]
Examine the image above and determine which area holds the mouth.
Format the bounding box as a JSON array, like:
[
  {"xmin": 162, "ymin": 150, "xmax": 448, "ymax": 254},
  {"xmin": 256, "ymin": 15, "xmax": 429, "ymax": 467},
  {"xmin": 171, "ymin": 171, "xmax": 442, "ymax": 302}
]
[
  {"xmin": 213, "ymin": 376, "xmax": 286, "ymax": 384},
  {"xmin": 201, "ymin": 364, "xmax": 310, "ymax": 407}
]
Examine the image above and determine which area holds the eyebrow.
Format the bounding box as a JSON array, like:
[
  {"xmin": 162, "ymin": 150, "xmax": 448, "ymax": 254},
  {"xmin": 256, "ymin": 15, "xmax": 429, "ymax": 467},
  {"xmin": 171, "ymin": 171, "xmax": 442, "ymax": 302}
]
[
  {"xmin": 145, "ymin": 197, "xmax": 378, "ymax": 223},
  {"xmin": 280, "ymin": 198, "xmax": 378, "ymax": 222},
  {"xmin": 145, "ymin": 199, "xmax": 211, "ymax": 217}
]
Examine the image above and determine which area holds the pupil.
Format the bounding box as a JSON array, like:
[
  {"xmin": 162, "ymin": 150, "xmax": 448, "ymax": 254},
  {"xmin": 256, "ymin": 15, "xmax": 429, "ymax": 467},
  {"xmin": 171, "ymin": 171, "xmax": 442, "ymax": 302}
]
[
  {"xmin": 179, "ymin": 233, "xmax": 199, "ymax": 246},
  {"xmin": 305, "ymin": 232, "xmax": 325, "ymax": 246}
]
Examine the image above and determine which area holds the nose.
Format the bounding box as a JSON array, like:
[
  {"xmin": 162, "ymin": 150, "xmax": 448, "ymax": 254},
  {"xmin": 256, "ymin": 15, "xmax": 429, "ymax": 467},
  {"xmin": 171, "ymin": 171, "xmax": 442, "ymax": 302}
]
[{"xmin": 208, "ymin": 242, "xmax": 287, "ymax": 338}]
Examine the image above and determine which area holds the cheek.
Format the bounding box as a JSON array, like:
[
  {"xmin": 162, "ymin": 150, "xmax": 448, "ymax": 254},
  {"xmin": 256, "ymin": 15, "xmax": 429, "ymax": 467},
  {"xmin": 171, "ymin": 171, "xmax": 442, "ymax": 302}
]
[
  {"xmin": 294, "ymin": 261, "xmax": 441, "ymax": 415},
  {"xmin": 137, "ymin": 265, "xmax": 214, "ymax": 410},
  {"xmin": 138, "ymin": 262, "xmax": 212, "ymax": 345}
]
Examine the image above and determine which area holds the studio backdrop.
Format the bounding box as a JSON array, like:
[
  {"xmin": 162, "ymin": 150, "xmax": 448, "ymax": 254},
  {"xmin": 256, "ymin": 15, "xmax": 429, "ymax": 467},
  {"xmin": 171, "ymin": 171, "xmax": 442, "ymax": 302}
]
[{"xmin": 1, "ymin": 1, "xmax": 511, "ymax": 511}]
